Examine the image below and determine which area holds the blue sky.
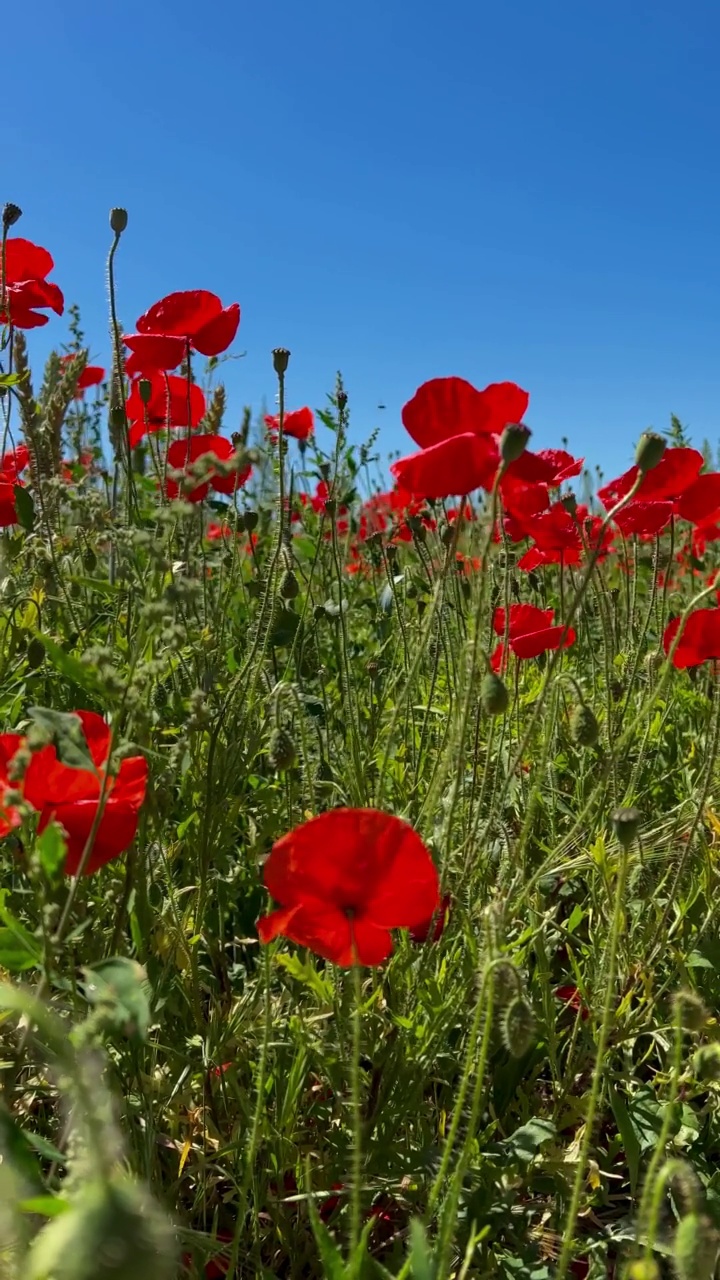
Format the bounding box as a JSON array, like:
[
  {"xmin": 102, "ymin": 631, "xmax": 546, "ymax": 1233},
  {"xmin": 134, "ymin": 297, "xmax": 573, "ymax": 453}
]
[{"xmin": 6, "ymin": 0, "xmax": 720, "ymax": 479}]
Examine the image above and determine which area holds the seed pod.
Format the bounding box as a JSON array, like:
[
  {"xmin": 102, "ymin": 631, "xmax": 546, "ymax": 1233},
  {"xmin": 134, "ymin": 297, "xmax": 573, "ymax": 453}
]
[
  {"xmin": 268, "ymin": 727, "xmax": 297, "ymax": 772},
  {"xmin": 673, "ymin": 1212, "xmax": 719, "ymax": 1280},
  {"xmin": 243, "ymin": 510, "xmax": 258, "ymax": 532},
  {"xmin": 672, "ymin": 989, "xmax": 707, "ymax": 1033},
  {"xmin": 635, "ymin": 431, "xmax": 666, "ymax": 474},
  {"xmin": 611, "ymin": 806, "xmax": 642, "ymax": 848},
  {"xmin": 26, "ymin": 637, "xmax": 45, "ymax": 670},
  {"xmin": 667, "ymin": 1161, "xmax": 703, "ymax": 1217},
  {"xmin": 501, "ymin": 997, "xmax": 536, "ymax": 1058},
  {"xmin": 272, "ymin": 348, "xmax": 290, "ymax": 375},
  {"xmin": 570, "ymin": 704, "xmax": 599, "ymax": 747},
  {"xmin": 500, "ymin": 423, "xmax": 531, "ymax": 463},
  {"xmin": 481, "ymin": 672, "xmax": 509, "ymax": 716},
  {"xmin": 109, "ymin": 207, "xmax": 129, "ymax": 234},
  {"xmin": 279, "ymin": 569, "xmax": 299, "ymax": 600},
  {"xmin": 693, "ymin": 1044, "xmax": 720, "ymax": 1082},
  {"xmin": 2, "ymin": 202, "xmax": 22, "ymax": 230},
  {"xmin": 26, "ymin": 1176, "xmax": 176, "ymax": 1280}
]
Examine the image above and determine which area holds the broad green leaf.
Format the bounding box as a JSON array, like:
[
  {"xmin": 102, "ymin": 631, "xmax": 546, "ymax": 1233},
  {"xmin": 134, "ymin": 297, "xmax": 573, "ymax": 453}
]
[
  {"xmin": 13, "ymin": 485, "xmax": 34, "ymax": 531},
  {"xmin": 36, "ymin": 823, "xmax": 67, "ymax": 878},
  {"xmin": 28, "ymin": 705, "xmax": 95, "ymax": 771},
  {"xmin": 498, "ymin": 1118, "xmax": 556, "ymax": 1164},
  {"xmin": 609, "ymin": 1083, "xmax": 641, "ymax": 1192}
]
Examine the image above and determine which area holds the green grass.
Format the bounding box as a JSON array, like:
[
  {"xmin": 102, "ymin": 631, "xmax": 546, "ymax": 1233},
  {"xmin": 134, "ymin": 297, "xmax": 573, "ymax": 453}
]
[{"xmin": 1, "ymin": 212, "xmax": 720, "ymax": 1280}]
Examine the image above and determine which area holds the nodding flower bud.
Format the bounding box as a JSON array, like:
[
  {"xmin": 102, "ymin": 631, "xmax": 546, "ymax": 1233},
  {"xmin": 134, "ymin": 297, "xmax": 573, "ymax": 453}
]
[
  {"xmin": 272, "ymin": 348, "xmax": 290, "ymax": 375},
  {"xmin": 501, "ymin": 996, "xmax": 536, "ymax": 1058},
  {"xmin": 610, "ymin": 806, "xmax": 642, "ymax": 848},
  {"xmin": 110, "ymin": 207, "xmax": 128, "ymax": 234},
  {"xmin": 672, "ymin": 1212, "xmax": 719, "ymax": 1280},
  {"xmin": 138, "ymin": 379, "xmax": 152, "ymax": 406},
  {"xmin": 635, "ymin": 431, "xmax": 666, "ymax": 474},
  {"xmin": 570, "ymin": 704, "xmax": 599, "ymax": 747},
  {"xmin": 481, "ymin": 672, "xmax": 509, "ymax": 716},
  {"xmin": 500, "ymin": 423, "xmax": 531, "ymax": 464},
  {"xmin": 243, "ymin": 510, "xmax": 258, "ymax": 531},
  {"xmin": 2, "ymin": 202, "xmax": 22, "ymax": 231},
  {"xmin": 672, "ymin": 989, "xmax": 707, "ymax": 1033},
  {"xmin": 268, "ymin": 727, "xmax": 297, "ymax": 773},
  {"xmin": 693, "ymin": 1043, "xmax": 720, "ymax": 1082}
]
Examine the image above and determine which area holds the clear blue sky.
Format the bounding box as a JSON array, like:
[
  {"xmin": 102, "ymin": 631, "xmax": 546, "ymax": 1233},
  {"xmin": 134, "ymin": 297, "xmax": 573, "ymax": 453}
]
[{"xmin": 6, "ymin": 0, "xmax": 720, "ymax": 479}]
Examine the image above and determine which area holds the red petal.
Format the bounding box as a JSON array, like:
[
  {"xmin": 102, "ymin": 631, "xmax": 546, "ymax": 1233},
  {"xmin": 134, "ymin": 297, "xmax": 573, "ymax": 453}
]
[
  {"xmin": 533, "ymin": 449, "xmax": 584, "ymax": 485},
  {"xmin": 7, "ymin": 278, "xmax": 64, "ymax": 316},
  {"xmin": 663, "ymin": 609, "xmax": 720, "ymax": 668},
  {"xmin": 402, "ymin": 377, "xmax": 494, "ymax": 448},
  {"xmin": 123, "ymin": 333, "xmax": 186, "ymax": 375},
  {"xmin": 480, "ymin": 381, "xmax": 530, "ymax": 431},
  {"xmin": 677, "ymin": 473, "xmax": 720, "ymax": 525},
  {"xmin": 2, "ymin": 238, "xmax": 54, "ymax": 283},
  {"xmin": 390, "ymin": 433, "xmax": 499, "ymax": 498},
  {"xmin": 136, "ymin": 289, "xmax": 222, "ymax": 338},
  {"xmin": 511, "ymin": 624, "xmax": 576, "ymax": 659},
  {"xmin": 613, "ymin": 501, "xmax": 673, "ymax": 537},
  {"xmin": 192, "ymin": 302, "xmax": 241, "ymax": 357},
  {"xmin": 494, "ymin": 603, "xmax": 556, "ymax": 638}
]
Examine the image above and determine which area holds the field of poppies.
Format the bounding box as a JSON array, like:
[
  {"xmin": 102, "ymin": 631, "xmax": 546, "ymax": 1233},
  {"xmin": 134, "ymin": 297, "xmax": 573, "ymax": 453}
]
[{"xmin": 2, "ymin": 203, "xmax": 720, "ymax": 1280}]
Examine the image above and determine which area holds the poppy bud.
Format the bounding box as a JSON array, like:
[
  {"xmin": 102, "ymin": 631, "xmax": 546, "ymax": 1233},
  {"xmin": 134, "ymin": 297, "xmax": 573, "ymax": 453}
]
[
  {"xmin": 272, "ymin": 348, "xmax": 290, "ymax": 375},
  {"xmin": 501, "ymin": 997, "xmax": 536, "ymax": 1058},
  {"xmin": 481, "ymin": 672, "xmax": 509, "ymax": 716},
  {"xmin": 137, "ymin": 379, "xmax": 152, "ymax": 407},
  {"xmin": 243, "ymin": 510, "xmax": 258, "ymax": 531},
  {"xmin": 635, "ymin": 431, "xmax": 666, "ymax": 474},
  {"xmin": 2, "ymin": 202, "xmax": 22, "ymax": 231},
  {"xmin": 610, "ymin": 806, "xmax": 641, "ymax": 848},
  {"xmin": 268, "ymin": 727, "xmax": 297, "ymax": 772},
  {"xmin": 570, "ymin": 704, "xmax": 599, "ymax": 747},
  {"xmin": 109, "ymin": 405, "xmax": 126, "ymax": 433},
  {"xmin": 279, "ymin": 569, "xmax": 299, "ymax": 600},
  {"xmin": 672, "ymin": 1212, "xmax": 719, "ymax": 1280},
  {"xmin": 500, "ymin": 423, "xmax": 531, "ymax": 464},
  {"xmin": 440, "ymin": 525, "xmax": 454, "ymax": 547},
  {"xmin": 561, "ymin": 493, "xmax": 578, "ymax": 517},
  {"xmin": 693, "ymin": 1044, "xmax": 720, "ymax": 1082},
  {"xmin": 493, "ymin": 961, "xmax": 521, "ymax": 1003},
  {"xmin": 26, "ymin": 1176, "xmax": 176, "ymax": 1280},
  {"xmin": 109, "ymin": 207, "xmax": 129, "ymax": 234},
  {"xmin": 667, "ymin": 1161, "xmax": 703, "ymax": 1217},
  {"xmin": 26, "ymin": 637, "xmax": 45, "ymax": 670},
  {"xmin": 672, "ymin": 989, "xmax": 707, "ymax": 1033}
]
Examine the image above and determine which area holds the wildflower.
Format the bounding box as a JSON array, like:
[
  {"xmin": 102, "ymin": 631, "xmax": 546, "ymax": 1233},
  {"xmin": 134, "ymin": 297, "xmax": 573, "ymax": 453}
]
[
  {"xmin": 165, "ymin": 435, "xmax": 251, "ymax": 503},
  {"xmin": 257, "ymin": 808, "xmax": 440, "ymax": 966},
  {"xmin": 491, "ymin": 603, "xmax": 576, "ymax": 672},
  {"xmin": 0, "ymin": 238, "xmax": 64, "ymax": 329},
  {"xmin": 409, "ymin": 892, "xmax": 452, "ymax": 943},
  {"xmin": 123, "ymin": 289, "xmax": 240, "ymax": 376},
  {"xmin": 0, "ymin": 711, "xmax": 147, "ymax": 875},
  {"xmin": 125, "ymin": 373, "xmax": 206, "ymax": 447},
  {"xmin": 676, "ymin": 472, "xmax": 720, "ymax": 525},
  {"xmin": 598, "ymin": 447, "xmax": 703, "ymax": 508},
  {"xmin": 264, "ymin": 407, "xmax": 314, "ymax": 441},
  {"xmin": 401, "ymin": 376, "xmax": 529, "ymax": 449},
  {"xmin": 554, "ymin": 985, "xmax": 590, "ymax": 1019},
  {"xmin": 663, "ymin": 608, "xmax": 720, "ymax": 668}
]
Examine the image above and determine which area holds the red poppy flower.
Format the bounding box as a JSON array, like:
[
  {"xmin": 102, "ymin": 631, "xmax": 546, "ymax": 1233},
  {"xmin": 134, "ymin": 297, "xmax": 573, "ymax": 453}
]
[
  {"xmin": 205, "ymin": 522, "xmax": 242, "ymax": 541},
  {"xmin": 0, "ymin": 711, "xmax": 147, "ymax": 875},
  {"xmin": 612, "ymin": 500, "xmax": 674, "ymax": 538},
  {"xmin": 511, "ymin": 502, "xmax": 582, "ymax": 569},
  {"xmin": 126, "ymin": 373, "xmax": 206, "ymax": 447},
  {"xmin": 555, "ymin": 985, "xmax": 589, "ymax": 1020},
  {"xmin": 0, "ymin": 239, "xmax": 64, "ymax": 329},
  {"xmin": 1, "ymin": 445, "xmax": 29, "ymax": 482},
  {"xmin": 165, "ymin": 435, "xmax": 251, "ymax": 503},
  {"xmin": 598, "ymin": 447, "xmax": 703, "ymax": 508},
  {"xmin": 390, "ymin": 432, "xmax": 500, "ymax": 498},
  {"xmin": 258, "ymin": 808, "xmax": 440, "ymax": 966},
  {"xmin": 265, "ymin": 407, "xmax": 314, "ymax": 441},
  {"xmin": 124, "ymin": 290, "xmax": 240, "ymax": 377},
  {"xmin": 534, "ymin": 449, "xmax": 584, "ymax": 485},
  {"xmin": 663, "ymin": 608, "xmax": 720, "ymax": 668},
  {"xmin": 491, "ymin": 603, "xmax": 576, "ymax": 672},
  {"xmin": 401, "ymin": 377, "xmax": 529, "ymax": 449},
  {"xmin": 676, "ymin": 472, "xmax": 720, "ymax": 525}
]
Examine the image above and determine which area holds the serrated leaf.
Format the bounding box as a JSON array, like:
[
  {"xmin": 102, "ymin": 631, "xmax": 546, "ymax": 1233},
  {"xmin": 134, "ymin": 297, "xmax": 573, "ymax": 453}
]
[{"xmin": 28, "ymin": 706, "xmax": 95, "ymax": 771}]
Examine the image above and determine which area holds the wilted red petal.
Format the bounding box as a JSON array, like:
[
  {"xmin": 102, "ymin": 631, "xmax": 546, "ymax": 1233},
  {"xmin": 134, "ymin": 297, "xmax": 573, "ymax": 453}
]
[
  {"xmin": 192, "ymin": 302, "xmax": 241, "ymax": 357},
  {"xmin": 390, "ymin": 433, "xmax": 498, "ymax": 498},
  {"xmin": 136, "ymin": 289, "xmax": 222, "ymax": 338},
  {"xmin": 534, "ymin": 449, "xmax": 584, "ymax": 485}
]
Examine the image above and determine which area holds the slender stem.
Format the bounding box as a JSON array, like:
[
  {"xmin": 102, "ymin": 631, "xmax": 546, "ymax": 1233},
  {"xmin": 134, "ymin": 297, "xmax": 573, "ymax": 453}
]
[{"xmin": 350, "ymin": 960, "xmax": 363, "ymax": 1253}]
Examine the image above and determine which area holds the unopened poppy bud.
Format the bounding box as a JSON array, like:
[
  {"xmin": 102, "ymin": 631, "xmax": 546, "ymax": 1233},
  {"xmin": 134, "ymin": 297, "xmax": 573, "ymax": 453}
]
[
  {"xmin": 493, "ymin": 961, "xmax": 522, "ymax": 1003},
  {"xmin": 110, "ymin": 405, "xmax": 126, "ymax": 432},
  {"xmin": 501, "ymin": 997, "xmax": 536, "ymax": 1058},
  {"xmin": 481, "ymin": 672, "xmax": 509, "ymax": 716},
  {"xmin": 272, "ymin": 348, "xmax": 290, "ymax": 375},
  {"xmin": 110, "ymin": 207, "xmax": 128, "ymax": 234},
  {"xmin": 610, "ymin": 806, "xmax": 642, "ymax": 848},
  {"xmin": 2, "ymin": 202, "xmax": 22, "ymax": 231},
  {"xmin": 279, "ymin": 569, "xmax": 299, "ymax": 600},
  {"xmin": 268, "ymin": 727, "xmax": 297, "ymax": 772},
  {"xmin": 500, "ymin": 423, "xmax": 531, "ymax": 464},
  {"xmin": 243, "ymin": 511, "xmax": 258, "ymax": 531},
  {"xmin": 672, "ymin": 989, "xmax": 707, "ymax": 1033},
  {"xmin": 635, "ymin": 431, "xmax": 666, "ymax": 474},
  {"xmin": 672, "ymin": 1212, "xmax": 719, "ymax": 1280},
  {"xmin": 561, "ymin": 493, "xmax": 578, "ymax": 516},
  {"xmin": 571, "ymin": 704, "xmax": 599, "ymax": 747},
  {"xmin": 319, "ymin": 463, "xmax": 331, "ymax": 482},
  {"xmin": 693, "ymin": 1044, "xmax": 720, "ymax": 1082},
  {"xmin": 26, "ymin": 637, "xmax": 45, "ymax": 670},
  {"xmin": 667, "ymin": 1161, "xmax": 703, "ymax": 1217}
]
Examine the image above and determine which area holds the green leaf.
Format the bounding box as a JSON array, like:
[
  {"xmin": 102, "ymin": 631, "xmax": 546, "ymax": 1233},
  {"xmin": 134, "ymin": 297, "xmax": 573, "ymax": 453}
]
[
  {"xmin": 275, "ymin": 952, "xmax": 333, "ymax": 1004},
  {"xmin": 609, "ymin": 1083, "xmax": 641, "ymax": 1193},
  {"xmin": 28, "ymin": 706, "xmax": 95, "ymax": 771},
  {"xmin": 36, "ymin": 823, "xmax": 67, "ymax": 878},
  {"xmin": 13, "ymin": 485, "xmax": 34, "ymax": 531},
  {"xmin": 81, "ymin": 957, "xmax": 152, "ymax": 1043},
  {"xmin": 0, "ymin": 891, "xmax": 42, "ymax": 972},
  {"xmin": 17, "ymin": 1196, "xmax": 71, "ymax": 1217},
  {"xmin": 499, "ymin": 1118, "xmax": 556, "ymax": 1164},
  {"xmin": 409, "ymin": 1219, "xmax": 436, "ymax": 1280},
  {"xmin": 30, "ymin": 636, "xmax": 102, "ymax": 697},
  {"xmin": 0, "ymin": 1104, "xmax": 45, "ymax": 1190}
]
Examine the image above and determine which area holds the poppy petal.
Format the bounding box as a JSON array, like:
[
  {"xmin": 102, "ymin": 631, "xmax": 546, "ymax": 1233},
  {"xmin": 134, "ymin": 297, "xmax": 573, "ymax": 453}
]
[
  {"xmin": 390, "ymin": 433, "xmax": 499, "ymax": 498},
  {"xmin": 136, "ymin": 289, "xmax": 222, "ymax": 338},
  {"xmin": 192, "ymin": 303, "xmax": 241, "ymax": 357}
]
